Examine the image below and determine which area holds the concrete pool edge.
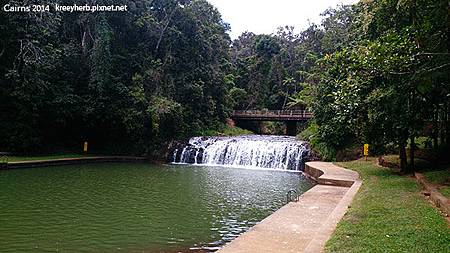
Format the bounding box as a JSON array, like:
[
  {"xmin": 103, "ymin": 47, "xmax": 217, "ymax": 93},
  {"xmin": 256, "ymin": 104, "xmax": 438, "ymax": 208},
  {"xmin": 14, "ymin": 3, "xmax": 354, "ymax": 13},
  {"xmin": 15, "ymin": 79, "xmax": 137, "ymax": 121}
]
[{"xmin": 218, "ymin": 161, "xmax": 362, "ymax": 253}]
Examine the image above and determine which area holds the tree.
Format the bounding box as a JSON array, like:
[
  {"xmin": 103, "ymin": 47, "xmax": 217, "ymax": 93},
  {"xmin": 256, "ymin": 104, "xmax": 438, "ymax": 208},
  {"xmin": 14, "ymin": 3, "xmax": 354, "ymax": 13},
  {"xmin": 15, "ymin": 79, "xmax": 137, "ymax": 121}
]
[{"xmin": 0, "ymin": 0, "xmax": 233, "ymax": 154}]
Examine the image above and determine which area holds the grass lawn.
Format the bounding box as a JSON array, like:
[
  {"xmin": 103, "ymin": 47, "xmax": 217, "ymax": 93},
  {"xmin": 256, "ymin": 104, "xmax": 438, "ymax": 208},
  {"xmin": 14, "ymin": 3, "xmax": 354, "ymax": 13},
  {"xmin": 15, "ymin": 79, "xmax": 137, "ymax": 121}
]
[
  {"xmin": 423, "ymin": 168, "xmax": 450, "ymax": 198},
  {"xmin": 4, "ymin": 154, "xmax": 91, "ymax": 162},
  {"xmin": 383, "ymin": 154, "xmax": 450, "ymax": 197},
  {"xmin": 200, "ymin": 124, "xmax": 253, "ymax": 137},
  {"xmin": 325, "ymin": 159, "xmax": 450, "ymax": 253}
]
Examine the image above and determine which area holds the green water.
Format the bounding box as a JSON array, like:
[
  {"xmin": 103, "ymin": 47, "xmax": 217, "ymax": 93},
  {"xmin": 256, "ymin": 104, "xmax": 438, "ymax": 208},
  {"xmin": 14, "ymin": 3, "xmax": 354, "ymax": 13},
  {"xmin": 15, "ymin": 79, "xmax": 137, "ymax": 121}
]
[{"xmin": 0, "ymin": 163, "xmax": 314, "ymax": 252}]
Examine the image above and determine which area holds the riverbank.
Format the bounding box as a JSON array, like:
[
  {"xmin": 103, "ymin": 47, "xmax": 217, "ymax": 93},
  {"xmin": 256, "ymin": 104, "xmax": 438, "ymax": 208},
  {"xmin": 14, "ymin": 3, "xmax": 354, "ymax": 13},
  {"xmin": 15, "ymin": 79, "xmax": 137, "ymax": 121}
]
[
  {"xmin": 325, "ymin": 159, "xmax": 450, "ymax": 253},
  {"xmin": 199, "ymin": 124, "xmax": 253, "ymax": 137},
  {"xmin": 4, "ymin": 154, "xmax": 89, "ymax": 162},
  {"xmin": 1, "ymin": 156, "xmax": 148, "ymax": 169}
]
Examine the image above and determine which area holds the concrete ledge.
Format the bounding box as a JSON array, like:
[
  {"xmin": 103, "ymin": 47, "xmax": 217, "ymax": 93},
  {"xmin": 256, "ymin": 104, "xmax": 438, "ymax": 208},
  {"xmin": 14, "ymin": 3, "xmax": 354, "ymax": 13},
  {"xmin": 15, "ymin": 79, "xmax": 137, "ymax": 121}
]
[
  {"xmin": 219, "ymin": 162, "xmax": 361, "ymax": 253},
  {"xmin": 3, "ymin": 156, "xmax": 148, "ymax": 170},
  {"xmin": 415, "ymin": 172, "xmax": 450, "ymax": 216},
  {"xmin": 305, "ymin": 161, "xmax": 360, "ymax": 187}
]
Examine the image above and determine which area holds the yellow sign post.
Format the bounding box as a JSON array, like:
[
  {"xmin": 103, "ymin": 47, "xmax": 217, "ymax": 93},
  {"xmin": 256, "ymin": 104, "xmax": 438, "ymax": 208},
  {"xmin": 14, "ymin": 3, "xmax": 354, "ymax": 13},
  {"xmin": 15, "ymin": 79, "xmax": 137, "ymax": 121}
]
[
  {"xmin": 83, "ymin": 141, "xmax": 88, "ymax": 153},
  {"xmin": 364, "ymin": 144, "xmax": 369, "ymax": 161}
]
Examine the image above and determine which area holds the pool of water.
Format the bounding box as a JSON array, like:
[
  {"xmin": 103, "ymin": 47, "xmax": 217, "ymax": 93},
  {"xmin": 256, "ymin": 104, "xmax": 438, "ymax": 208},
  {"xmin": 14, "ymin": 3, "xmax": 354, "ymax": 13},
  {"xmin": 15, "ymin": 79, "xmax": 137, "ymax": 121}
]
[{"xmin": 0, "ymin": 163, "xmax": 314, "ymax": 252}]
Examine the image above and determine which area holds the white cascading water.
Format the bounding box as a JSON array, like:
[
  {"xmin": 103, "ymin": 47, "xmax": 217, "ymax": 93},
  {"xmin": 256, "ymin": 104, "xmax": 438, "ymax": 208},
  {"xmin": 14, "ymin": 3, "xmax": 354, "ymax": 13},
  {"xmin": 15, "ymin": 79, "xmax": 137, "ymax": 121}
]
[{"xmin": 172, "ymin": 135, "xmax": 310, "ymax": 171}]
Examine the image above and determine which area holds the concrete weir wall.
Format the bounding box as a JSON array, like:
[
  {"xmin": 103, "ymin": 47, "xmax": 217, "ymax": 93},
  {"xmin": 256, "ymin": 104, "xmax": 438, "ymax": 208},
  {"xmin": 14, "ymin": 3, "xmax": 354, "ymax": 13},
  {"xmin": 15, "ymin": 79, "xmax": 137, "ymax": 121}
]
[{"xmin": 218, "ymin": 162, "xmax": 362, "ymax": 253}]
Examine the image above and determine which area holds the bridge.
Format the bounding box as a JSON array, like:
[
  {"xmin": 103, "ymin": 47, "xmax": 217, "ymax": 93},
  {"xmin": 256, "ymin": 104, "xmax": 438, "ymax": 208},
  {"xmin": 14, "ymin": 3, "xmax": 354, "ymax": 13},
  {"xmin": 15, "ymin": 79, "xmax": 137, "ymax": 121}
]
[
  {"xmin": 232, "ymin": 110, "xmax": 313, "ymax": 121},
  {"xmin": 231, "ymin": 110, "xmax": 313, "ymax": 136}
]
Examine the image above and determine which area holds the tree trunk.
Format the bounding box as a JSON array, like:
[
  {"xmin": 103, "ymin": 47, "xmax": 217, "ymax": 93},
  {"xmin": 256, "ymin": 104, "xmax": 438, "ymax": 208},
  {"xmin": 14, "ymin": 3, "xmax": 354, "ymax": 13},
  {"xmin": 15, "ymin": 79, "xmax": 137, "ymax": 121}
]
[
  {"xmin": 446, "ymin": 101, "xmax": 450, "ymax": 146},
  {"xmin": 282, "ymin": 86, "xmax": 289, "ymax": 109},
  {"xmin": 155, "ymin": 8, "xmax": 177, "ymax": 54},
  {"xmin": 399, "ymin": 141, "xmax": 408, "ymax": 174},
  {"xmin": 409, "ymin": 136, "xmax": 415, "ymax": 171},
  {"xmin": 433, "ymin": 105, "xmax": 439, "ymax": 149},
  {"xmin": 446, "ymin": 0, "xmax": 450, "ymax": 146},
  {"xmin": 439, "ymin": 103, "xmax": 449, "ymax": 147}
]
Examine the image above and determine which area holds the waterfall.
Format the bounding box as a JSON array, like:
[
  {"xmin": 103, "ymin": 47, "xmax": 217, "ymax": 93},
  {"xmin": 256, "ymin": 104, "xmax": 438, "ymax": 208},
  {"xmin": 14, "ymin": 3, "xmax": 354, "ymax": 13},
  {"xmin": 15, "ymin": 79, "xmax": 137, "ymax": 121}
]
[{"xmin": 172, "ymin": 135, "xmax": 310, "ymax": 171}]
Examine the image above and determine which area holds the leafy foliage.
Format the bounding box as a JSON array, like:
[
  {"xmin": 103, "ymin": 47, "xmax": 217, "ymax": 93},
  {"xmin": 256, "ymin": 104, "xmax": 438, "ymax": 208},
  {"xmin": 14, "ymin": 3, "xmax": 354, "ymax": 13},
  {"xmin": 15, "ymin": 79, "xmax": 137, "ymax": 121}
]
[
  {"xmin": 0, "ymin": 0, "xmax": 448, "ymax": 165},
  {"xmin": 0, "ymin": 0, "xmax": 231, "ymax": 154},
  {"xmin": 303, "ymin": 0, "xmax": 449, "ymax": 170}
]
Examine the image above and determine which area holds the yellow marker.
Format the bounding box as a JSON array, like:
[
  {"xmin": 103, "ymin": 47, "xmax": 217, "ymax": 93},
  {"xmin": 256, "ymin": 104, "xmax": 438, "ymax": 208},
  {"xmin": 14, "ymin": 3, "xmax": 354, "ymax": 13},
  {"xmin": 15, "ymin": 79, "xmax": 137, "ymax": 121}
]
[
  {"xmin": 364, "ymin": 144, "xmax": 369, "ymax": 158},
  {"xmin": 83, "ymin": 142, "xmax": 88, "ymax": 153}
]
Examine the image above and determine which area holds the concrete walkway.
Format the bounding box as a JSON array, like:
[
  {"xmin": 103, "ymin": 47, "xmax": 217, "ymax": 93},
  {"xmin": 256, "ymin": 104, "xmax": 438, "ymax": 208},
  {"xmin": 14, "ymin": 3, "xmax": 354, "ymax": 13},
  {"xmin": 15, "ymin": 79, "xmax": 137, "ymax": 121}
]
[{"xmin": 218, "ymin": 162, "xmax": 361, "ymax": 253}]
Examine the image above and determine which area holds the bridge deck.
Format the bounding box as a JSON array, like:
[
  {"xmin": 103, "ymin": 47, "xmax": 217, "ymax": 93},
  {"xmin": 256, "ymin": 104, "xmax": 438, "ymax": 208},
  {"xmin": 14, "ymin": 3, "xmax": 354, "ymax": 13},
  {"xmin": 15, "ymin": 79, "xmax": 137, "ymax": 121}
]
[{"xmin": 232, "ymin": 110, "xmax": 313, "ymax": 121}]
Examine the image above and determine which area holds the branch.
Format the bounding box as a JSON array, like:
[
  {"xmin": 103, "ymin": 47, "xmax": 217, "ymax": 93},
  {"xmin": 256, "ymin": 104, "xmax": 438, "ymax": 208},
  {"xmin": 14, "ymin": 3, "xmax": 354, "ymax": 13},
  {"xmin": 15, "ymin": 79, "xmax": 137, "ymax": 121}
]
[
  {"xmin": 415, "ymin": 52, "xmax": 450, "ymax": 57},
  {"xmin": 0, "ymin": 40, "xmax": 5, "ymax": 58},
  {"xmin": 388, "ymin": 71, "xmax": 413, "ymax": 75},
  {"xmin": 155, "ymin": 7, "xmax": 177, "ymax": 54},
  {"xmin": 415, "ymin": 63, "xmax": 450, "ymax": 75}
]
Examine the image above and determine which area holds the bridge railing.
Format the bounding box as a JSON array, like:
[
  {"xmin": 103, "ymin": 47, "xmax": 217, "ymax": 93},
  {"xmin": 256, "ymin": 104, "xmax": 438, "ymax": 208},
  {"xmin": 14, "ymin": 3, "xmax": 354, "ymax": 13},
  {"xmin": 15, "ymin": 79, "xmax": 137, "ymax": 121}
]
[{"xmin": 232, "ymin": 110, "xmax": 313, "ymax": 118}]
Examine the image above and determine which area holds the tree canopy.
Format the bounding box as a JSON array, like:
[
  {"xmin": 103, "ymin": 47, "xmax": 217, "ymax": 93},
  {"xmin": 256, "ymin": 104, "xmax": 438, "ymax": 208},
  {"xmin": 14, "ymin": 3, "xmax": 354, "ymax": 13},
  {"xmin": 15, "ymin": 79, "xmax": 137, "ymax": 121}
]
[{"xmin": 1, "ymin": 0, "xmax": 231, "ymax": 154}]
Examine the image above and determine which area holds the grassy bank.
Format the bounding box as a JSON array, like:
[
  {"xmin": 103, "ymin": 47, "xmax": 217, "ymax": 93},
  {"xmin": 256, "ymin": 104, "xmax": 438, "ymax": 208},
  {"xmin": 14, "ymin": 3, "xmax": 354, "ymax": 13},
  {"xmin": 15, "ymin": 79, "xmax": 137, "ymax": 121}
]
[
  {"xmin": 382, "ymin": 154, "xmax": 433, "ymax": 169},
  {"xmin": 199, "ymin": 124, "xmax": 252, "ymax": 137},
  {"xmin": 423, "ymin": 169, "xmax": 450, "ymax": 198},
  {"xmin": 383, "ymin": 154, "xmax": 450, "ymax": 197},
  {"xmin": 325, "ymin": 159, "xmax": 450, "ymax": 253}
]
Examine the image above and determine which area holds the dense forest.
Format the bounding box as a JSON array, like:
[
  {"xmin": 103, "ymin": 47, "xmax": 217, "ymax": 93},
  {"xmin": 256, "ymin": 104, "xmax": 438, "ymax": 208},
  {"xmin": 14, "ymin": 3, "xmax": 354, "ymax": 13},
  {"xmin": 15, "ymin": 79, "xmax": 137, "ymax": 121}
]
[{"xmin": 1, "ymin": 0, "xmax": 449, "ymax": 172}]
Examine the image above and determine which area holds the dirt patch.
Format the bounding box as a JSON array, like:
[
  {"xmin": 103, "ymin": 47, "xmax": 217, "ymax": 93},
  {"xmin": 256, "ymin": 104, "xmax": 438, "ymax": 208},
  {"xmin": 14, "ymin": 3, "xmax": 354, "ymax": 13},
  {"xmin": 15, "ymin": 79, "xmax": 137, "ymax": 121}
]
[
  {"xmin": 377, "ymin": 156, "xmax": 398, "ymax": 169},
  {"xmin": 344, "ymin": 212, "xmax": 363, "ymax": 225},
  {"xmin": 336, "ymin": 147, "xmax": 363, "ymax": 162}
]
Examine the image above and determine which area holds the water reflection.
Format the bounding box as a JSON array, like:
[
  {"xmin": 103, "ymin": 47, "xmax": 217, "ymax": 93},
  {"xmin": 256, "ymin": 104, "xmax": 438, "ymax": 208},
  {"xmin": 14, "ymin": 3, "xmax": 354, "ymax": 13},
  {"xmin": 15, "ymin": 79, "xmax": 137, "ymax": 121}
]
[{"xmin": 0, "ymin": 163, "xmax": 314, "ymax": 252}]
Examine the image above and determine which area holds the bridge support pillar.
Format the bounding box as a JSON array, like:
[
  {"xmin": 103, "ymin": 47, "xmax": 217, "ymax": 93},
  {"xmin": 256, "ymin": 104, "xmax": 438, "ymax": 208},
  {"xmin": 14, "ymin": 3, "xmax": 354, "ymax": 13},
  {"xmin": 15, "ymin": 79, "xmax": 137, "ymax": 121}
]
[{"xmin": 285, "ymin": 121, "xmax": 297, "ymax": 136}]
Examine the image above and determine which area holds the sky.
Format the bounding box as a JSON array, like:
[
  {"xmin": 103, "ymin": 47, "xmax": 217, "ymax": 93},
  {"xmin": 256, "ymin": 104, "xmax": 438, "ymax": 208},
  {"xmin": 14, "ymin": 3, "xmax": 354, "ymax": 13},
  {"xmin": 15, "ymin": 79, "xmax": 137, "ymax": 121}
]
[{"xmin": 207, "ymin": 0, "xmax": 360, "ymax": 39}]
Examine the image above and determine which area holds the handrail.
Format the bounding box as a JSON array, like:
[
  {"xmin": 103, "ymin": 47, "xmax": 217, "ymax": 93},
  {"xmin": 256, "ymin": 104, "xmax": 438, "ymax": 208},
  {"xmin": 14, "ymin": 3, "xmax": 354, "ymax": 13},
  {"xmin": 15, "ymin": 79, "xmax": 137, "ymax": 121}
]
[
  {"xmin": 234, "ymin": 110, "xmax": 307, "ymax": 114},
  {"xmin": 233, "ymin": 110, "xmax": 312, "ymax": 115},
  {"xmin": 0, "ymin": 155, "xmax": 8, "ymax": 169},
  {"xmin": 232, "ymin": 110, "xmax": 313, "ymax": 119},
  {"xmin": 286, "ymin": 189, "xmax": 299, "ymax": 203},
  {"xmin": 0, "ymin": 155, "xmax": 8, "ymax": 163}
]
